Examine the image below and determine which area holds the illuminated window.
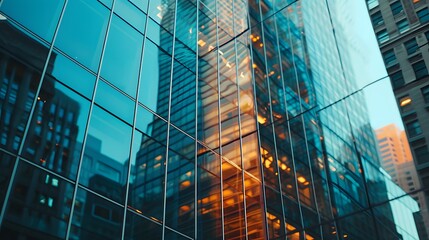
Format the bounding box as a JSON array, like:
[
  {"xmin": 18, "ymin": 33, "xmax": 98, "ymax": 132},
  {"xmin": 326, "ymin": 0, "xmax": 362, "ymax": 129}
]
[{"xmin": 399, "ymin": 96, "xmax": 413, "ymax": 112}]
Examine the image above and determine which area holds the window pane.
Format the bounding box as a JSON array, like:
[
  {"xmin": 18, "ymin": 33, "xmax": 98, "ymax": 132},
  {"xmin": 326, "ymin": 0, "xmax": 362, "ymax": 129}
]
[
  {"xmin": 382, "ymin": 49, "xmax": 396, "ymax": 66},
  {"xmin": 371, "ymin": 11, "xmax": 384, "ymax": 26},
  {"xmin": 70, "ymin": 188, "xmax": 123, "ymax": 240},
  {"xmin": 0, "ymin": 24, "xmax": 49, "ymax": 154},
  {"xmin": 80, "ymin": 106, "xmax": 131, "ymax": 203},
  {"xmin": 417, "ymin": 8, "xmax": 429, "ymax": 23},
  {"xmin": 22, "ymin": 79, "xmax": 91, "ymax": 180},
  {"xmin": 376, "ymin": 30, "xmax": 389, "ymax": 44},
  {"xmin": 391, "ymin": 1, "xmax": 403, "ymax": 15},
  {"xmin": 421, "ymin": 85, "xmax": 429, "ymax": 103},
  {"xmin": 0, "ymin": 150, "xmax": 15, "ymax": 210},
  {"xmin": 101, "ymin": 15, "xmax": 144, "ymax": 97},
  {"xmin": 406, "ymin": 120, "xmax": 422, "ymax": 137},
  {"xmin": 0, "ymin": 0, "xmax": 64, "ymax": 42},
  {"xmin": 124, "ymin": 211, "xmax": 162, "ymax": 240},
  {"xmin": 55, "ymin": 0, "xmax": 109, "ymax": 72},
  {"xmin": 397, "ymin": 19, "xmax": 409, "ymax": 33},
  {"xmin": 412, "ymin": 60, "xmax": 428, "ymax": 79},
  {"xmin": 1, "ymin": 161, "xmax": 73, "ymax": 239},
  {"xmin": 404, "ymin": 38, "xmax": 419, "ymax": 55},
  {"xmin": 390, "ymin": 71, "xmax": 404, "ymax": 89}
]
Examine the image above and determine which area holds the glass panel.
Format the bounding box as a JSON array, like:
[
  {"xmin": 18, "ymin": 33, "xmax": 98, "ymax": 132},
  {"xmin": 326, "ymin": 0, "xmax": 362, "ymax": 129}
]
[
  {"xmin": 139, "ymin": 39, "xmax": 171, "ymax": 119},
  {"xmin": 128, "ymin": 128, "xmax": 166, "ymax": 222},
  {"xmin": 0, "ymin": 23, "xmax": 49, "ymax": 154},
  {"xmin": 70, "ymin": 188, "xmax": 123, "ymax": 240},
  {"xmin": 114, "ymin": 0, "xmax": 147, "ymax": 32},
  {"xmin": 124, "ymin": 211, "xmax": 162, "ymax": 240},
  {"xmin": 22, "ymin": 79, "xmax": 91, "ymax": 180},
  {"xmin": 101, "ymin": 14, "xmax": 143, "ymax": 97},
  {"xmin": 0, "ymin": 150, "xmax": 15, "ymax": 210},
  {"xmin": 55, "ymin": 0, "xmax": 109, "ymax": 71},
  {"xmin": 222, "ymin": 160, "xmax": 246, "ymax": 239},
  {"xmin": 80, "ymin": 106, "xmax": 131, "ymax": 203},
  {"xmin": 95, "ymin": 80, "xmax": 135, "ymax": 124},
  {"xmin": 197, "ymin": 147, "xmax": 222, "ymax": 239},
  {"xmin": 165, "ymin": 150, "xmax": 195, "ymax": 237},
  {"xmin": 197, "ymin": 50, "xmax": 220, "ymax": 150},
  {"xmin": 0, "ymin": 0, "xmax": 64, "ymax": 42},
  {"xmin": 1, "ymin": 161, "xmax": 73, "ymax": 239},
  {"xmin": 170, "ymin": 60, "xmax": 196, "ymax": 135},
  {"xmin": 50, "ymin": 50, "xmax": 96, "ymax": 99}
]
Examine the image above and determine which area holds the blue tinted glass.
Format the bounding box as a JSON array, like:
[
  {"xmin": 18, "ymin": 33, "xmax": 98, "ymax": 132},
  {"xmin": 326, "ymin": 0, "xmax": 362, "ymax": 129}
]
[
  {"xmin": 50, "ymin": 50, "xmax": 96, "ymax": 99},
  {"xmin": 80, "ymin": 106, "xmax": 131, "ymax": 202},
  {"xmin": 55, "ymin": 0, "xmax": 109, "ymax": 71},
  {"xmin": 22, "ymin": 79, "xmax": 91, "ymax": 180},
  {"xmin": 114, "ymin": 0, "xmax": 147, "ymax": 32},
  {"xmin": 0, "ymin": 150, "xmax": 15, "ymax": 210},
  {"xmin": 70, "ymin": 188, "xmax": 123, "ymax": 239},
  {"xmin": 101, "ymin": 15, "xmax": 143, "ymax": 97},
  {"xmin": 139, "ymin": 40, "xmax": 171, "ymax": 118},
  {"xmin": 2, "ymin": 161, "xmax": 73, "ymax": 239},
  {"xmin": 95, "ymin": 80, "xmax": 135, "ymax": 124},
  {"xmin": 125, "ymin": 211, "xmax": 162, "ymax": 239},
  {"xmin": 0, "ymin": 0, "xmax": 64, "ymax": 42}
]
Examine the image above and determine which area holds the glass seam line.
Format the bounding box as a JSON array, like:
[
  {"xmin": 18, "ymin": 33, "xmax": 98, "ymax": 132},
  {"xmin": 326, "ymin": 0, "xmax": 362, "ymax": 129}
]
[
  {"xmin": 65, "ymin": 0, "xmax": 117, "ymax": 239},
  {"xmin": 120, "ymin": 0, "xmax": 151, "ymax": 239},
  {"xmin": 258, "ymin": 3, "xmax": 282, "ymax": 237},
  {"xmin": 162, "ymin": 0, "xmax": 179, "ymax": 238},
  {"xmin": 194, "ymin": 0, "xmax": 199, "ymax": 239},
  {"xmin": 232, "ymin": 0, "xmax": 249, "ymax": 238},
  {"xmin": 285, "ymin": 3, "xmax": 307, "ymax": 234},
  {"xmin": 0, "ymin": 0, "xmax": 69, "ymax": 228},
  {"xmin": 271, "ymin": 10, "xmax": 289, "ymax": 237},
  {"xmin": 215, "ymin": 0, "xmax": 226, "ymax": 238}
]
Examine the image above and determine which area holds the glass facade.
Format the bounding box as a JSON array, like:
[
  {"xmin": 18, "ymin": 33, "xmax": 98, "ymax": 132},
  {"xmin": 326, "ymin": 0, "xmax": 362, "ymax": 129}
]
[{"xmin": 0, "ymin": 0, "xmax": 421, "ymax": 239}]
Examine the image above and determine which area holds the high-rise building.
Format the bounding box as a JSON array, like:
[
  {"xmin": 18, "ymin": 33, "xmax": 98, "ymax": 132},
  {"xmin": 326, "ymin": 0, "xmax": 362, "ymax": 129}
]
[
  {"xmin": 376, "ymin": 124, "xmax": 428, "ymax": 239},
  {"xmin": 0, "ymin": 0, "xmax": 422, "ymax": 239},
  {"xmin": 368, "ymin": 0, "xmax": 429, "ymax": 238}
]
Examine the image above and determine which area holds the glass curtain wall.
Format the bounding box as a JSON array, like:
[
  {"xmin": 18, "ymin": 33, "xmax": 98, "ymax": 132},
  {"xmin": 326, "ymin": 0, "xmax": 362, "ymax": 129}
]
[{"xmin": 0, "ymin": 0, "xmax": 422, "ymax": 239}]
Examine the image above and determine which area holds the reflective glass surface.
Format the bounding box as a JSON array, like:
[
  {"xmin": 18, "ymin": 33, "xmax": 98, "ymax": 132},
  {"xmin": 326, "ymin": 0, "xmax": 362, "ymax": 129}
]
[{"xmin": 0, "ymin": 0, "xmax": 427, "ymax": 239}]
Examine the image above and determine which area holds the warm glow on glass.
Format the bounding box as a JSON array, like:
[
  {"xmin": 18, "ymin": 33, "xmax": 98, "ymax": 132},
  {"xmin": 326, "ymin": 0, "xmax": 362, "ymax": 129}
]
[
  {"xmin": 400, "ymin": 97, "xmax": 412, "ymax": 106},
  {"xmin": 180, "ymin": 180, "xmax": 191, "ymax": 189},
  {"xmin": 198, "ymin": 39, "xmax": 206, "ymax": 47},
  {"xmin": 257, "ymin": 114, "xmax": 267, "ymax": 124},
  {"xmin": 297, "ymin": 176, "xmax": 306, "ymax": 183},
  {"xmin": 155, "ymin": 155, "xmax": 162, "ymax": 161}
]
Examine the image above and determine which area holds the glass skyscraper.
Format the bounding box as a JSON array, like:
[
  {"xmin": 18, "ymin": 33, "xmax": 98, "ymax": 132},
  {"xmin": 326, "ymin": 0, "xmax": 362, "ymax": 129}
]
[{"xmin": 0, "ymin": 0, "xmax": 422, "ymax": 239}]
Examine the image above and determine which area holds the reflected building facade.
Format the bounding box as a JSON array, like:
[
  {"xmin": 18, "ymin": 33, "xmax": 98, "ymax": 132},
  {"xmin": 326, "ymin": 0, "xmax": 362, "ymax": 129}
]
[{"xmin": 0, "ymin": 0, "xmax": 422, "ymax": 239}]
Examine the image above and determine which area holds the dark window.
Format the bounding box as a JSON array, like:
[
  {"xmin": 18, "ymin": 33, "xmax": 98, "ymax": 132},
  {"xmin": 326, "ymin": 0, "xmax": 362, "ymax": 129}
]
[
  {"xmin": 93, "ymin": 205, "xmax": 110, "ymax": 220},
  {"xmin": 417, "ymin": 8, "xmax": 429, "ymax": 23},
  {"xmin": 382, "ymin": 49, "xmax": 396, "ymax": 66},
  {"xmin": 391, "ymin": 1, "xmax": 403, "ymax": 15},
  {"xmin": 378, "ymin": 137, "xmax": 388, "ymax": 143},
  {"xmin": 390, "ymin": 71, "xmax": 404, "ymax": 89},
  {"xmin": 397, "ymin": 19, "xmax": 409, "ymax": 33},
  {"xmin": 425, "ymin": 31, "xmax": 429, "ymax": 41},
  {"xmin": 377, "ymin": 30, "xmax": 389, "ymax": 43},
  {"xmin": 371, "ymin": 11, "xmax": 384, "ymax": 26},
  {"xmin": 404, "ymin": 38, "xmax": 419, "ymax": 55},
  {"xmin": 421, "ymin": 85, "xmax": 429, "ymax": 103},
  {"xmin": 415, "ymin": 145, "xmax": 429, "ymax": 164},
  {"xmin": 412, "ymin": 60, "xmax": 428, "ymax": 79},
  {"xmin": 406, "ymin": 120, "xmax": 422, "ymax": 137}
]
